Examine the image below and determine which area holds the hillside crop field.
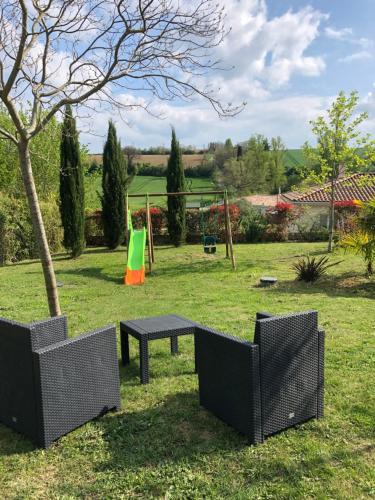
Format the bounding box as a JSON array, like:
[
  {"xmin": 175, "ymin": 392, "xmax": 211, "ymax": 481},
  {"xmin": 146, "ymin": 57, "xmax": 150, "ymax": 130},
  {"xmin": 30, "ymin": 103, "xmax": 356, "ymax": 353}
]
[
  {"xmin": 89, "ymin": 154, "xmax": 206, "ymax": 168},
  {"xmin": 85, "ymin": 175, "xmax": 216, "ymax": 210}
]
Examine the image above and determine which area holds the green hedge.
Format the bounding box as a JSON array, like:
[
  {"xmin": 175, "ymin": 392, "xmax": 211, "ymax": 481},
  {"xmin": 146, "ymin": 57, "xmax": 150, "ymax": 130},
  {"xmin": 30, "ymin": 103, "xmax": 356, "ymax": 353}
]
[{"xmin": 0, "ymin": 194, "xmax": 63, "ymax": 265}]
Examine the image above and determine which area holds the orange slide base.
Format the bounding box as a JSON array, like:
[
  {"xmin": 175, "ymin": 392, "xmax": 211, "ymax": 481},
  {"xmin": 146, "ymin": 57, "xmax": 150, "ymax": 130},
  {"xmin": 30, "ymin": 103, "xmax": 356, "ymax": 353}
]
[{"xmin": 124, "ymin": 267, "xmax": 145, "ymax": 285}]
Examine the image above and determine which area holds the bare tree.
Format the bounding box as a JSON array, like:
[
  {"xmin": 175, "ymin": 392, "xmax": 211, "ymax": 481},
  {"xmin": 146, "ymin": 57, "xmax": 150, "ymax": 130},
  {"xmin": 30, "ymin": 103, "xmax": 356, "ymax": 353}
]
[{"xmin": 0, "ymin": 0, "xmax": 242, "ymax": 316}]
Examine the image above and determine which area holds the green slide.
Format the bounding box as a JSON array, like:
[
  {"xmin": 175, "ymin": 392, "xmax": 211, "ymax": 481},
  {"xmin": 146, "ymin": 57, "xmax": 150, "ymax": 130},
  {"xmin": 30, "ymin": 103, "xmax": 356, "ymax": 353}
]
[{"xmin": 125, "ymin": 218, "xmax": 147, "ymax": 285}]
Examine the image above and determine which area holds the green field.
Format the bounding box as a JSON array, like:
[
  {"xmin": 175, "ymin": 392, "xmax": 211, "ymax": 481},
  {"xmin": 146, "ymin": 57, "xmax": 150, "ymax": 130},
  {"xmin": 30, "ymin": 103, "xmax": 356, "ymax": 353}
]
[
  {"xmin": 85, "ymin": 175, "xmax": 216, "ymax": 210},
  {"xmin": 284, "ymin": 149, "xmax": 305, "ymax": 170},
  {"xmin": 0, "ymin": 242, "xmax": 374, "ymax": 498}
]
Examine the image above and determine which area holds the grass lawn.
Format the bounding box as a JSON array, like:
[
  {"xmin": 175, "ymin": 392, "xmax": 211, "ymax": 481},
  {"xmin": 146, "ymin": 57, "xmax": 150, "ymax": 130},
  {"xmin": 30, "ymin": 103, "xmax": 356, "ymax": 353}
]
[
  {"xmin": 0, "ymin": 242, "xmax": 374, "ymax": 498},
  {"xmin": 85, "ymin": 175, "xmax": 216, "ymax": 210}
]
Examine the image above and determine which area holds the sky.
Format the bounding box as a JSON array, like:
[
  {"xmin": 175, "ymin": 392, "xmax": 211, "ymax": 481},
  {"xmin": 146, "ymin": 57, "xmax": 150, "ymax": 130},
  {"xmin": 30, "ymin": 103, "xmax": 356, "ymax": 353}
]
[{"xmin": 80, "ymin": 0, "xmax": 375, "ymax": 153}]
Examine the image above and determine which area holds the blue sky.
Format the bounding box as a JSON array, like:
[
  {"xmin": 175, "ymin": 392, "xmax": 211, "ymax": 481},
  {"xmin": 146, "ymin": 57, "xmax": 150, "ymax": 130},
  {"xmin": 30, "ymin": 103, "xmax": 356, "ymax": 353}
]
[{"xmin": 82, "ymin": 0, "xmax": 375, "ymax": 152}]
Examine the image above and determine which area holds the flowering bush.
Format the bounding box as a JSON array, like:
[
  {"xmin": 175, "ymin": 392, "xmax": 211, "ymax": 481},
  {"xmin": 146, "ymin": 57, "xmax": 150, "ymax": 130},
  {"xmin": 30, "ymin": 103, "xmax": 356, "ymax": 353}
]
[
  {"xmin": 186, "ymin": 204, "xmax": 242, "ymax": 242},
  {"xmin": 265, "ymin": 202, "xmax": 299, "ymax": 241},
  {"xmin": 334, "ymin": 199, "xmax": 360, "ymax": 233},
  {"xmin": 334, "ymin": 200, "xmax": 359, "ymax": 210},
  {"xmin": 131, "ymin": 207, "xmax": 166, "ymax": 235}
]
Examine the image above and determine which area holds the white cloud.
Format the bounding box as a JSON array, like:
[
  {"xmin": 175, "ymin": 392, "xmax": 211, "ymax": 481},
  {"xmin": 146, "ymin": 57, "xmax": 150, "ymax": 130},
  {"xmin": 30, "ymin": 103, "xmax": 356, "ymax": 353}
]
[
  {"xmin": 213, "ymin": 2, "xmax": 327, "ymax": 93},
  {"xmin": 339, "ymin": 51, "xmax": 372, "ymax": 63},
  {"xmin": 325, "ymin": 26, "xmax": 353, "ymax": 40},
  {"xmin": 79, "ymin": 92, "xmax": 332, "ymax": 151}
]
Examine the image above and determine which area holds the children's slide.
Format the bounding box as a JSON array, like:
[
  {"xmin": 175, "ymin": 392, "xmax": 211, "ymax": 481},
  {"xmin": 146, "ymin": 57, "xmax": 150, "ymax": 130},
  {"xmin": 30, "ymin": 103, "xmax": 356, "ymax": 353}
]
[{"xmin": 124, "ymin": 227, "xmax": 147, "ymax": 285}]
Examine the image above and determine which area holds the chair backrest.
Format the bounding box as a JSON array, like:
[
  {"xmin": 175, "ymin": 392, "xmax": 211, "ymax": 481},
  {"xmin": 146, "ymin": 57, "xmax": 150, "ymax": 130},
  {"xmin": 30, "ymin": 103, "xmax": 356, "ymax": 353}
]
[
  {"xmin": 254, "ymin": 311, "xmax": 319, "ymax": 436},
  {"xmin": 0, "ymin": 318, "xmax": 38, "ymax": 439},
  {"xmin": 0, "ymin": 316, "xmax": 68, "ymax": 441}
]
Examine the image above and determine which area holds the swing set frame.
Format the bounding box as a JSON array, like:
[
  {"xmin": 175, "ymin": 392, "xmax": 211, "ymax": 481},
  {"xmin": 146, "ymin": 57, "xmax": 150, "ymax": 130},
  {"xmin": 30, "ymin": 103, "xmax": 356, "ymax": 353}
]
[{"xmin": 125, "ymin": 190, "xmax": 236, "ymax": 272}]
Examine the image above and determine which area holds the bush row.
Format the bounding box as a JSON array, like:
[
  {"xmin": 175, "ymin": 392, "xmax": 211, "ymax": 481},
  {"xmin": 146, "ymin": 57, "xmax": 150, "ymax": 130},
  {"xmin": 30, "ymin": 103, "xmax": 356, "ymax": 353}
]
[
  {"xmin": 1, "ymin": 196, "xmax": 333, "ymax": 266},
  {"xmin": 85, "ymin": 201, "xmax": 328, "ymax": 246},
  {"xmin": 136, "ymin": 163, "xmax": 214, "ymax": 179}
]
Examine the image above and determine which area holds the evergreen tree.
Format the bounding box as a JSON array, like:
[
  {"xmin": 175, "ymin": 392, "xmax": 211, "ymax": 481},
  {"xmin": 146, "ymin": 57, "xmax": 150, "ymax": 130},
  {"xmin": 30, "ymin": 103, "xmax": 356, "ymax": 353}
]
[
  {"xmin": 166, "ymin": 128, "xmax": 186, "ymax": 246},
  {"xmin": 59, "ymin": 104, "xmax": 85, "ymax": 258},
  {"xmin": 101, "ymin": 121, "xmax": 126, "ymax": 249}
]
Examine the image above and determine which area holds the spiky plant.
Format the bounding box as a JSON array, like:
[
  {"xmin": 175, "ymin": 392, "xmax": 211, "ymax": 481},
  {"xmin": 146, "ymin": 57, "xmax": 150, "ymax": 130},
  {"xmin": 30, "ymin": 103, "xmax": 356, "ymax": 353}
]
[
  {"xmin": 292, "ymin": 255, "xmax": 341, "ymax": 282},
  {"xmin": 340, "ymin": 231, "xmax": 374, "ymax": 276}
]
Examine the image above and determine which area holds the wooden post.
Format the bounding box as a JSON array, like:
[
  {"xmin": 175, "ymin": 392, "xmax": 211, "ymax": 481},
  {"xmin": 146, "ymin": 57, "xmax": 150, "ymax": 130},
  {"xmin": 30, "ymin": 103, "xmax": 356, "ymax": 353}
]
[
  {"xmin": 224, "ymin": 192, "xmax": 229, "ymax": 259},
  {"xmin": 225, "ymin": 192, "xmax": 236, "ymax": 270},
  {"xmin": 146, "ymin": 194, "xmax": 152, "ymax": 273},
  {"xmin": 125, "ymin": 193, "xmax": 129, "ymax": 259},
  {"xmin": 149, "ymin": 213, "xmax": 155, "ymax": 263}
]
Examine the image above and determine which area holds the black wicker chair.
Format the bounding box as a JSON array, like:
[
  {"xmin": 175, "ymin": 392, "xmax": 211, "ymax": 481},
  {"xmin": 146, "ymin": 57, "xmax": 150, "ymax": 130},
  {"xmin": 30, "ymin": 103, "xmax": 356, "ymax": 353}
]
[
  {"xmin": 195, "ymin": 311, "xmax": 324, "ymax": 444},
  {"xmin": 0, "ymin": 316, "xmax": 121, "ymax": 448}
]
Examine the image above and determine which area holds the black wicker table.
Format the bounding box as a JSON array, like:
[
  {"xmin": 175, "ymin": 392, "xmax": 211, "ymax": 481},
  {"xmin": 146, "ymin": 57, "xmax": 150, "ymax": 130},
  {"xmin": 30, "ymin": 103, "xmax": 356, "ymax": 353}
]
[{"xmin": 120, "ymin": 314, "xmax": 197, "ymax": 384}]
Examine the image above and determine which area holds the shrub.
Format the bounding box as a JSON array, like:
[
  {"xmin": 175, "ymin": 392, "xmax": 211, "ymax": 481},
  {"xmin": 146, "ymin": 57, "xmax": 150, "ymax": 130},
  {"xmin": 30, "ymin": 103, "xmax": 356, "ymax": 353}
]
[
  {"xmin": 236, "ymin": 200, "xmax": 267, "ymax": 242},
  {"xmin": 357, "ymin": 199, "xmax": 375, "ymax": 235},
  {"xmin": 137, "ymin": 164, "xmax": 167, "ymax": 177},
  {"xmin": 265, "ymin": 202, "xmax": 299, "ymax": 241},
  {"xmin": 295, "ymin": 220, "xmax": 330, "ymax": 242},
  {"xmin": 292, "ymin": 255, "xmax": 341, "ymax": 282},
  {"xmin": 131, "ymin": 207, "xmax": 166, "ymax": 235},
  {"xmin": 335, "ymin": 199, "xmax": 360, "ymax": 233},
  {"xmin": 264, "ymin": 223, "xmax": 288, "ymax": 242},
  {"xmin": 85, "ymin": 210, "xmax": 105, "ymax": 246},
  {"xmin": 341, "ymin": 231, "xmax": 374, "ymax": 275},
  {"xmin": 0, "ymin": 194, "xmax": 62, "ymax": 264}
]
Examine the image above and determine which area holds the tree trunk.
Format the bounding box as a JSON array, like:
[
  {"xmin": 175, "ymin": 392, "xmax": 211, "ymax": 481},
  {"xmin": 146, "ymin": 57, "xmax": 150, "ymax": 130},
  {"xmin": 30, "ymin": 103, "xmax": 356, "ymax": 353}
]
[
  {"xmin": 18, "ymin": 139, "xmax": 61, "ymax": 316},
  {"xmin": 327, "ymin": 177, "xmax": 336, "ymax": 252},
  {"xmin": 368, "ymin": 260, "xmax": 373, "ymax": 276}
]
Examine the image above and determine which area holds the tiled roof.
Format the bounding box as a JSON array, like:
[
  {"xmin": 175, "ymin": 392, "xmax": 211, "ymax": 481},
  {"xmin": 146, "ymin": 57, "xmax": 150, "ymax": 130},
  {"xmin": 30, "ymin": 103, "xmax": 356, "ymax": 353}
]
[
  {"xmin": 282, "ymin": 173, "xmax": 375, "ymax": 203},
  {"xmin": 243, "ymin": 195, "xmax": 279, "ymax": 207}
]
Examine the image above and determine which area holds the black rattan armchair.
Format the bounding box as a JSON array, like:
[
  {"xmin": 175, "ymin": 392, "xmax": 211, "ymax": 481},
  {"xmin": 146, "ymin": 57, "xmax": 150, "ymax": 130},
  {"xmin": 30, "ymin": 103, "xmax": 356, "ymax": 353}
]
[
  {"xmin": 0, "ymin": 316, "xmax": 121, "ymax": 448},
  {"xmin": 195, "ymin": 311, "xmax": 324, "ymax": 444}
]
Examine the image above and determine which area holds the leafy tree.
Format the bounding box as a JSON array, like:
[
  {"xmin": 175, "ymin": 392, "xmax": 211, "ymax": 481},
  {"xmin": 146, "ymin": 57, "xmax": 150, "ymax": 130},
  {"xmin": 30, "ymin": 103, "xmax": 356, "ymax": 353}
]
[
  {"xmin": 213, "ymin": 140, "xmax": 236, "ymax": 172},
  {"xmin": 217, "ymin": 134, "xmax": 270, "ymax": 195},
  {"xmin": 166, "ymin": 128, "xmax": 186, "ymax": 246},
  {"xmin": 0, "ymin": 1, "xmax": 237, "ymax": 316},
  {"xmin": 224, "ymin": 138, "xmax": 233, "ymax": 150},
  {"xmin": 101, "ymin": 121, "xmax": 126, "ymax": 250},
  {"xmin": 59, "ymin": 105, "xmax": 85, "ymax": 258},
  {"xmin": 268, "ymin": 137, "xmax": 286, "ymax": 193},
  {"xmin": 0, "ymin": 107, "xmax": 60, "ymax": 198},
  {"xmin": 342, "ymin": 199, "xmax": 375, "ymax": 275},
  {"xmin": 303, "ymin": 91, "xmax": 375, "ymax": 252}
]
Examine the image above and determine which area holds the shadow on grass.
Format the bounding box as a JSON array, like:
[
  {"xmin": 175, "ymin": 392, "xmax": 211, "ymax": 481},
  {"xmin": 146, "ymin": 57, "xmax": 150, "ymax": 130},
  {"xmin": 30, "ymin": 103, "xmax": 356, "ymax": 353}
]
[
  {"xmin": 55, "ymin": 267, "xmax": 123, "ymax": 285},
  {"xmin": 267, "ymin": 272, "xmax": 375, "ymax": 299},
  {"xmin": 49, "ymin": 257, "xmax": 237, "ymax": 283},
  {"xmin": 150, "ymin": 257, "xmax": 244, "ymax": 278},
  {"xmin": 95, "ymin": 391, "xmax": 245, "ymax": 471}
]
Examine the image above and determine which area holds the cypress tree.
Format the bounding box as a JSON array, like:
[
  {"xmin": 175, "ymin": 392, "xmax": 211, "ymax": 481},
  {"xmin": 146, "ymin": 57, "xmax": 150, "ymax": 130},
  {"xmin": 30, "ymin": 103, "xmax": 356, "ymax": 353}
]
[
  {"xmin": 59, "ymin": 104, "xmax": 85, "ymax": 258},
  {"xmin": 166, "ymin": 128, "xmax": 186, "ymax": 246},
  {"xmin": 101, "ymin": 121, "xmax": 126, "ymax": 249}
]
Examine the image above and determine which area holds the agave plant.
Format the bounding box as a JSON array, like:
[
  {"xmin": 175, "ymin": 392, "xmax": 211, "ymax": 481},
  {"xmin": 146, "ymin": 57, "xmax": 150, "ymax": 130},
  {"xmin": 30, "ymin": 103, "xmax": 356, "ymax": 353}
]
[{"xmin": 292, "ymin": 255, "xmax": 341, "ymax": 282}]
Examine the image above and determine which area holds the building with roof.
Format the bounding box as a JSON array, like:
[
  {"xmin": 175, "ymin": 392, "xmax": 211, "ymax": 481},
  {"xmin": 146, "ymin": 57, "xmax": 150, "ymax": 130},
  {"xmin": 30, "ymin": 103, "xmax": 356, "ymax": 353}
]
[
  {"xmin": 282, "ymin": 172, "xmax": 375, "ymax": 231},
  {"xmin": 243, "ymin": 172, "xmax": 375, "ymax": 236}
]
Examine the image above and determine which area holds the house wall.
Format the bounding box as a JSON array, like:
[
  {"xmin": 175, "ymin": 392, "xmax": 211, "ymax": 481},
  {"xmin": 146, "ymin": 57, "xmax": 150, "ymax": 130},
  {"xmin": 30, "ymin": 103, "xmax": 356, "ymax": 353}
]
[{"xmin": 289, "ymin": 203, "xmax": 330, "ymax": 238}]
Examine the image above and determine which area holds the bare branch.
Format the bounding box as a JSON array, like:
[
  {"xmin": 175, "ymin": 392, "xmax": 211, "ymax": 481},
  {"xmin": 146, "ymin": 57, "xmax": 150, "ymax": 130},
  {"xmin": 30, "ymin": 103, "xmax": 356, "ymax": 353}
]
[
  {"xmin": 0, "ymin": 0, "xmax": 242, "ymax": 141},
  {"xmin": 0, "ymin": 125, "xmax": 17, "ymax": 144}
]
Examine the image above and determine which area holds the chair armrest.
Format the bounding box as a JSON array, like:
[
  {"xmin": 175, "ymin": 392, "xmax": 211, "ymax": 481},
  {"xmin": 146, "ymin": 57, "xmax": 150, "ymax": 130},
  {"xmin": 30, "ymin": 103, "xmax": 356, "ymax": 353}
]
[
  {"xmin": 256, "ymin": 312, "xmax": 275, "ymax": 320},
  {"xmin": 32, "ymin": 325, "xmax": 120, "ymax": 447},
  {"xmin": 317, "ymin": 328, "xmax": 325, "ymax": 418},
  {"xmin": 195, "ymin": 326, "xmax": 262, "ymax": 443},
  {"xmin": 29, "ymin": 316, "xmax": 68, "ymax": 351}
]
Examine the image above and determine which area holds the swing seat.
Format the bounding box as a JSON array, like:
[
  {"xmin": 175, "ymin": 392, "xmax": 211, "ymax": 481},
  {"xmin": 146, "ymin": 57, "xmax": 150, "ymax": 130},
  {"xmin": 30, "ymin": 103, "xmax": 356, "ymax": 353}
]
[{"xmin": 203, "ymin": 235, "xmax": 217, "ymax": 254}]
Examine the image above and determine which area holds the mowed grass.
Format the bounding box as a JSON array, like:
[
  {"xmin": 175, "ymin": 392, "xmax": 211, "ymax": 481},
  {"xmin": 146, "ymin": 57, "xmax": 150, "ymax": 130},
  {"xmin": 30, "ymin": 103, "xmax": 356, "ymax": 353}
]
[
  {"xmin": 0, "ymin": 242, "xmax": 374, "ymax": 499},
  {"xmin": 85, "ymin": 175, "xmax": 216, "ymax": 210}
]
